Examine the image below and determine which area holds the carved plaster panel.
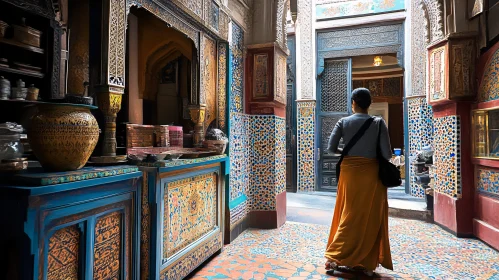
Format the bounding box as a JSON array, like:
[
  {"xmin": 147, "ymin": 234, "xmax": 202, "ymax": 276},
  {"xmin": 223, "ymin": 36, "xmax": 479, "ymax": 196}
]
[
  {"xmin": 419, "ymin": 0, "xmax": 445, "ymax": 44},
  {"xmin": 410, "ymin": 0, "xmax": 429, "ymax": 97},
  {"xmin": 450, "ymin": 40, "xmax": 474, "ymax": 98},
  {"xmin": 108, "ymin": 0, "xmax": 127, "ymax": 87},
  {"xmin": 201, "ymin": 35, "xmax": 217, "ymax": 128},
  {"xmin": 317, "ymin": 25, "xmax": 401, "ymax": 50},
  {"xmin": 317, "ymin": 23, "xmax": 404, "ymax": 76},
  {"xmin": 428, "ymin": 46, "xmax": 446, "ymax": 102},
  {"xmin": 275, "ymin": 52, "xmax": 287, "ymax": 105},
  {"xmin": 127, "ymin": 0, "xmax": 200, "ymax": 50},
  {"xmin": 253, "ymin": 54, "xmax": 270, "ymax": 99},
  {"xmin": 276, "ymin": 0, "xmax": 286, "ymax": 50},
  {"xmin": 228, "ymin": 0, "xmax": 252, "ymax": 32},
  {"xmin": 298, "ymin": 0, "xmax": 313, "ymax": 99}
]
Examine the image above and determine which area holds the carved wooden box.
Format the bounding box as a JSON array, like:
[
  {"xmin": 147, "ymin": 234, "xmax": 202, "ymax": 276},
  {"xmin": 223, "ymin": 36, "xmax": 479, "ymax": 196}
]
[
  {"xmin": 245, "ymin": 45, "xmax": 288, "ymax": 115},
  {"xmin": 427, "ymin": 36, "xmax": 476, "ymax": 105}
]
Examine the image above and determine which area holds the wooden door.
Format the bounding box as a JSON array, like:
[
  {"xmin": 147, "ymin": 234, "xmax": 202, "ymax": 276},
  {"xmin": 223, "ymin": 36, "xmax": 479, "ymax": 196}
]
[
  {"xmin": 317, "ymin": 59, "xmax": 351, "ymax": 192},
  {"xmin": 286, "ymin": 36, "xmax": 297, "ymax": 193}
]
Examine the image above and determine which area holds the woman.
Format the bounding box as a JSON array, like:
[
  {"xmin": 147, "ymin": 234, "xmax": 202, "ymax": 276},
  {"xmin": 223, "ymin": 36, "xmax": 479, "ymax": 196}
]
[{"xmin": 324, "ymin": 88, "xmax": 393, "ymax": 277}]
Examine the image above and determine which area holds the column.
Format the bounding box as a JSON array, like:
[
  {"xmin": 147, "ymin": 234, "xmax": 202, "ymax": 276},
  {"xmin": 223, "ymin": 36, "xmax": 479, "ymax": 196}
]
[{"xmin": 427, "ymin": 35, "xmax": 476, "ymax": 236}]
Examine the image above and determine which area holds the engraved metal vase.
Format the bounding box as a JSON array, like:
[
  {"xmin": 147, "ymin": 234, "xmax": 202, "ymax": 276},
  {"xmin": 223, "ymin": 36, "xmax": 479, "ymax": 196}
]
[{"xmin": 28, "ymin": 103, "xmax": 99, "ymax": 171}]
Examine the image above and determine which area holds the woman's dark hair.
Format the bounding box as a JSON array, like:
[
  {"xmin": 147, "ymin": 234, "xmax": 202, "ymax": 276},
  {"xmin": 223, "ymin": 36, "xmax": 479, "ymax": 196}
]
[{"xmin": 351, "ymin": 88, "xmax": 372, "ymax": 110}]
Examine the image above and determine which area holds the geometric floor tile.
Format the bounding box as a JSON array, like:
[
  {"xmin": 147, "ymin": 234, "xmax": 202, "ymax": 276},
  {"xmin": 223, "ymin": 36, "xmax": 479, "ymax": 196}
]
[{"xmin": 190, "ymin": 219, "xmax": 499, "ymax": 279}]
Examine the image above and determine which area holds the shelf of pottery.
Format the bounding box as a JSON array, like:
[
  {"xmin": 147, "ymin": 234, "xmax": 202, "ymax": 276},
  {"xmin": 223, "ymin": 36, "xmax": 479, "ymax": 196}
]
[{"xmin": 0, "ymin": 16, "xmax": 44, "ymax": 102}]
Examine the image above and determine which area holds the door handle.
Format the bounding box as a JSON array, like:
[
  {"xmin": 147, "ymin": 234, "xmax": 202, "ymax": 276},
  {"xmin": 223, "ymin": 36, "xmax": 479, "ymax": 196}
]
[
  {"xmin": 317, "ymin": 148, "xmax": 321, "ymax": 161},
  {"xmin": 292, "ymin": 135, "xmax": 296, "ymax": 146}
]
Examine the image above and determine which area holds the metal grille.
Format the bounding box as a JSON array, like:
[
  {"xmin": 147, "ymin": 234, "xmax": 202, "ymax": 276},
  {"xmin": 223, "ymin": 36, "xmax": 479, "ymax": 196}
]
[
  {"xmin": 321, "ymin": 116, "xmax": 343, "ymax": 151},
  {"xmin": 321, "ymin": 60, "xmax": 349, "ymax": 112},
  {"xmin": 353, "ymin": 80, "xmax": 364, "ymax": 90},
  {"xmin": 383, "ymin": 77, "xmax": 402, "ymax": 97},
  {"xmin": 367, "ymin": 79, "xmax": 383, "ymax": 96}
]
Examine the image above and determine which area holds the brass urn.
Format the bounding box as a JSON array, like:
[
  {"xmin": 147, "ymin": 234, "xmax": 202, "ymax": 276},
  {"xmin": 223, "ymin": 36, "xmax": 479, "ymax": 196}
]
[{"xmin": 28, "ymin": 103, "xmax": 99, "ymax": 171}]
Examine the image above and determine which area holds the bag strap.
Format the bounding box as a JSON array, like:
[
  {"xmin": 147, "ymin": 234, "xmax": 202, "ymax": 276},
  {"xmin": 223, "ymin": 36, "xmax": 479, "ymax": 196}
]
[
  {"xmin": 341, "ymin": 117, "xmax": 375, "ymax": 156},
  {"xmin": 376, "ymin": 119, "xmax": 381, "ymax": 157}
]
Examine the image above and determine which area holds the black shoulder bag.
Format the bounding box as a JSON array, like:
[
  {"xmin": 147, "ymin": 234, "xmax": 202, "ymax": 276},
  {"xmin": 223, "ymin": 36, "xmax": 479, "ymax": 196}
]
[
  {"xmin": 376, "ymin": 121, "xmax": 402, "ymax": 188},
  {"xmin": 335, "ymin": 117, "xmax": 375, "ymax": 182}
]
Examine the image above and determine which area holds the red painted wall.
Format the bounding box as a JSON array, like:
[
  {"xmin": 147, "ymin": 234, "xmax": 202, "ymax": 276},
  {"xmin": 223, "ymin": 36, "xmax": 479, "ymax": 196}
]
[
  {"xmin": 472, "ymin": 41, "xmax": 499, "ymax": 249},
  {"xmin": 432, "ymin": 102, "xmax": 474, "ymax": 236},
  {"xmin": 474, "ymin": 193, "xmax": 499, "ymax": 250}
]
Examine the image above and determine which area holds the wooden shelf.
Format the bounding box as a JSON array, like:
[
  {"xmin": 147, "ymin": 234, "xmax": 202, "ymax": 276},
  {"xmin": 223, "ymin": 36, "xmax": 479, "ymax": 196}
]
[
  {"xmin": 0, "ymin": 65, "xmax": 44, "ymax": 78},
  {"xmin": 0, "ymin": 37, "xmax": 44, "ymax": 54},
  {"xmin": 0, "ymin": 99, "xmax": 98, "ymax": 110}
]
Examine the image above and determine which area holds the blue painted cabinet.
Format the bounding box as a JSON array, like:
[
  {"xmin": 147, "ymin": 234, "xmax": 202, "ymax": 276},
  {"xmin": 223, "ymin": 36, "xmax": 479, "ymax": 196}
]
[
  {"xmin": 0, "ymin": 171, "xmax": 142, "ymax": 280},
  {"xmin": 139, "ymin": 156, "xmax": 228, "ymax": 280}
]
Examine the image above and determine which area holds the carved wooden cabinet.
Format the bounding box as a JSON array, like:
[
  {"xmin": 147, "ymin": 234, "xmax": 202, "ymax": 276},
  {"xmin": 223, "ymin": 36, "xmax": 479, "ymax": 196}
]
[
  {"xmin": 139, "ymin": 156, "xmax": 228, "ymax": 280},
  {"xmin": 0, "ymin": 171, "xmax": 142, "ymax": 280}
]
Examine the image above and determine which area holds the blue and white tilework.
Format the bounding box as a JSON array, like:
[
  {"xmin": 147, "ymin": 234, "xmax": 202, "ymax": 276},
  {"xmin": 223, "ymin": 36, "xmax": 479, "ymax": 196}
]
[
  {"xmin": 229, "ymin": 22, "xmax": 244, "ymax": 114},
  {"xmin": 274, "ymin": 117, "xmax": 286, "ymax": 196},
  {"xmin": 229, "ymin": 113, "xmax": 251, "ymax": 202},
  {"xmin": 433, "ymin": 115, "xmax": 461, "ymax": 198},
  {"xmin": 478, "ymin": 47, "xmax": 499, "ymax": 102},
  {"xmin": 297, "ymin": 101, "xmax": 316, "ymax": 192},
  {"xmin": 476, "ymin": 168, "xmax": 499, "ymax": 197},
  {"xmin": 249, "ymin": 115, "xmax": 286, "ymax": 211},
  {"xmin": 408, "ymin": 97, "xmax": 434, "ymax": 198},
  {"xmin": 228, "ymin": 22, "xmax": 248, "ymax": 227}
]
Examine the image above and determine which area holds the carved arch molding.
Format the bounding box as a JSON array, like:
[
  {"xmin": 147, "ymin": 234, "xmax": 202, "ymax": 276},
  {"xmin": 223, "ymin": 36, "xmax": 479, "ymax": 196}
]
[
  {"xmin": 104, "ymin": 0, "xmax": 230, "ymax": 104},
  {"xmin": 419, "ymin": 0, "xmax": 445, "ymax": 44}
]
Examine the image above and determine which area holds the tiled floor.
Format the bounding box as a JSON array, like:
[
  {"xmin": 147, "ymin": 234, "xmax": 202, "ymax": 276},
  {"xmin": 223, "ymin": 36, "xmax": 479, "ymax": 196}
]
[{"xmin": 191, "ymin": 219, "xmax": 499, "ymax": 279}]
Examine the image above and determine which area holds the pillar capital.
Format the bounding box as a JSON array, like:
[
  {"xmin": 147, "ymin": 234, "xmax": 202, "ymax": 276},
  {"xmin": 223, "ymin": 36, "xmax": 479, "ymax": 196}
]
[{"xmin": 427, "ymin": 35, "xmax": 477, "ymax": 106}]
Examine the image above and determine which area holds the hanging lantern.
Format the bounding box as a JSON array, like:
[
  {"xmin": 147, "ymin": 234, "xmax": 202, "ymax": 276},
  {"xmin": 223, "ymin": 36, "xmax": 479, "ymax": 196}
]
[{"xmin": 373, "ymin": 56, "xmax": 383, "ymax": 67}]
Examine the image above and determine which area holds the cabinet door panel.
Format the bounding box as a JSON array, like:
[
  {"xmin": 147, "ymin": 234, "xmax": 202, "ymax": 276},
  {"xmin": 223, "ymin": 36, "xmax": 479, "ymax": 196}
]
[
  {"xmin": 41, "ymin": 194, "xmax": 134, "ymax": 280},
  {"xmin": 46, "ymin": 225, "xmax": 81, "ymax": 280}
]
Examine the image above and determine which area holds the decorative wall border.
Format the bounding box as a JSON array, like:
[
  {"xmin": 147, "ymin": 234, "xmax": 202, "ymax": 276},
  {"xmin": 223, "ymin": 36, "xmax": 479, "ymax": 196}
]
[
  {"xmin": 298, "ymin": 0, "xmax": 314, "ymax": 99},
  {"xmin": 297, "ymin": 101, "xmax": 316, "ymax": 192},
  {"xmin": 476, "ymin": 167, "xmax": 499, "ymax": 197},
  {"xmin": 317, "ymin": 23, "xmax": 405, "ymax": 72},
  {"xmin": 159, "ymin": 233, "xmax": 222, "ymax": 280}
]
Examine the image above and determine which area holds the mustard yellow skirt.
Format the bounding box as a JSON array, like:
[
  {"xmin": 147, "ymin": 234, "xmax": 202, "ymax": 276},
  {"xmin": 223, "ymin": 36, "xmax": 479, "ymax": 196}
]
[{"xmin": 324, "ymin": 156, "xmax": 393, "ymax": 271}]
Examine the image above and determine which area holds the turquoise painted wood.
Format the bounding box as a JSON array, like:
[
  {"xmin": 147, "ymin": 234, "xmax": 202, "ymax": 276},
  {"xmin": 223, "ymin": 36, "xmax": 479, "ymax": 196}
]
[
  {"xmin": 140, "ymin": 156, "xmax": 228, "ymax": 280},
  {"xmin": 0, "ymin": 170, "xmax": 142, "ymax": 280}
]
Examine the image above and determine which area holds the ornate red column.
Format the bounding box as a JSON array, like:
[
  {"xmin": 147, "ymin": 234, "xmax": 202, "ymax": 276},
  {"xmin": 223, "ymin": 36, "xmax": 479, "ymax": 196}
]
[
  {"xmin": 427, "ymin": 34, "xmax": 476, "ymax": 236},
  {"xmin": 244, "ymin": 43, "xmax": 288, "ymax": 229}
]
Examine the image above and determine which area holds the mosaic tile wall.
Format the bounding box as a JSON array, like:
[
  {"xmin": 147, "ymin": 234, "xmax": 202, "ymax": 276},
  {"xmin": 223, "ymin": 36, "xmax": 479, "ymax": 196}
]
[
  {"xmin": 228, "ymin": 22, "xmax": 249, "ymax": 228},
  {"xmin": 229, "ymin": 113, "xmax": 251, "ymax": 202},
  {"xmin": 433, "ymin": 115, "xmax": 462, "ymax": 198},
  {"xmin": 274, "ymin": 117, "xmax": 286, "ymax": 196},
  {"xmin": 478, "ymin": 47, "xmax": 499, "ymax": 102},
  {"xmin": 249, "ymin": 115, "xmax": 286, "ymax": 211},
  {"xmin": 407, "ymin": 97, "xmax": 434, "ymax": 198},
  {"xmin": 297, "ymin": 101, "xmax": 316, "ymax": 192},
  {"xmin": 229, "ymin": 199, "xmax": 249, "ymax": 230},
  {"xmin": 476, "ymin": 168, "xmax": 499, "ymax": 197}
]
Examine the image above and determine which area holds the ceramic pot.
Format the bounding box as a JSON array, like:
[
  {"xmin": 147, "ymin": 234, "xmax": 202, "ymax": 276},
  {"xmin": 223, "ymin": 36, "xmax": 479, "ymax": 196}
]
[
  {"xmin": 26, "ymin": 84, "xmax": 39, "ymax": 101},
  {"xmin": 28, "ymin": 104, "xmax": 99, "ymax": 171},
  {"xmin": 0, "ymin": 76, "xmax": 10, "ymax": 100},
  {"xmin": 11, "ymin": 79, "xmax": 27, "ymax": 100}
]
